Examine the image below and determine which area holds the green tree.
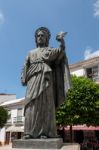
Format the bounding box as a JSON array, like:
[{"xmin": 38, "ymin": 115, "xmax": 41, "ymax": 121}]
[
  {"xmin": 0, "ymin": 106, "xmax": 8, "ymax": 128},
  {"xmin": 56, "ymin": 76, "xmax": 99, "ymax": 141}
]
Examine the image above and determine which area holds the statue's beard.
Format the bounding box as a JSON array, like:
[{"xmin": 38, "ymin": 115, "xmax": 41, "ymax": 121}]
[{"xmin": 37, "ymin": 43, "xmax": 47, "ymax": 48}]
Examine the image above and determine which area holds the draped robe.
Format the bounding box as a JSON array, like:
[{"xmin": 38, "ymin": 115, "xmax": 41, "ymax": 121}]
[{"xmin": 21, "ymin": 47, "xmax": 71, "ymax": 138}]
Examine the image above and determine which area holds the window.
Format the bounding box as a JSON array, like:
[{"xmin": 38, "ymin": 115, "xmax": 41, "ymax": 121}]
[
  {"xmin": 17, "ymin": 108, "xmax": 23, "ymax": 122},
  {"xmin": 17, "ymin": 108, "xmax": 22, "ymax": 117},
  {"xmin": 86, "ymin": 65, "xmax": 98, "ymax": 81},
  {"xmin": 7, "ymin": 110, "xmax": 11, "ymax": 123}
]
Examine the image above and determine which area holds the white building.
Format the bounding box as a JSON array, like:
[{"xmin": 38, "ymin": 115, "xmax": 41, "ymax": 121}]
[
  {"xmin": 0, "ymin": 94, "xmax": 16, "ymax": 104},
  {"xmin": 0, "ymin": 97, "xmax": 25, "ymax": 145},
  {"xmin": 70, "ymin": 56, "xmax": 99, "ymax": 84}
]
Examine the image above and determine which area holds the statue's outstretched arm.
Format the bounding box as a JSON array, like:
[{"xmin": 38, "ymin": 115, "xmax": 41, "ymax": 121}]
[{"xmin": 56, "ymin": 32, "xmax": 67, "ymax": 51}]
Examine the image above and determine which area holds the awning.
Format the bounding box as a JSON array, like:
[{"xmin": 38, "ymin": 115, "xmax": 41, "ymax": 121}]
[
  {"xmin": 6, "ymin": 125, "xmax": 24, "ymax": 132},
  {"xmin": 64, "ymin": 125, "xmax": 99, "ymax": 131}
]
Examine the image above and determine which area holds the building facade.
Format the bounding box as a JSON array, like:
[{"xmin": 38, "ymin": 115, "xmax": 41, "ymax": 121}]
[
  {"xmin": 70, "ymin": 56, "xmax": 99, "ymax": 84},
  {"xmin": 0, "ymin": 94, "xmax": 16, "ymax": 105},
  {"xmin": 0, "ymin": 97, "xmax": 25, "ymax": 145}
]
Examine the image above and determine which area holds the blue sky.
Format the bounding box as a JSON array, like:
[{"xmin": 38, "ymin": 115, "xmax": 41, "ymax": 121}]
[{"xmin": 0, "ymin": 0, "xmax": 99, "ymax": 98}]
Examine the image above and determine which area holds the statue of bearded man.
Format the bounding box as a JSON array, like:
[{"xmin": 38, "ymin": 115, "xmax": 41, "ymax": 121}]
[{"xmin": 21, "ymin": 27, "xmax": 71, "ymax": 139}]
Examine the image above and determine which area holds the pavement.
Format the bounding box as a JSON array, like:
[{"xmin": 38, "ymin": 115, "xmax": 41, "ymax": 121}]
[{"xmin": 0, "ymin": 143, "xmax": 80, "ymax": 150}]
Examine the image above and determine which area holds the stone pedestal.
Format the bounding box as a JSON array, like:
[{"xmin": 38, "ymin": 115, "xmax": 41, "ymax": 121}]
[{"xmin": 12, "ymin": 138, "xmax": 63, "ymax": 149}]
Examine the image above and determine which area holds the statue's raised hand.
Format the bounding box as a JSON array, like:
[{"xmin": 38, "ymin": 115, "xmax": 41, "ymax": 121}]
[{"xmin": 56, "ymin": 32, "xmax": 67, "ymax": 42}]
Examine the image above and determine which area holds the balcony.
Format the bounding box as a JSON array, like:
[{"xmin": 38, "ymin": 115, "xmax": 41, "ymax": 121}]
[
  {"xmin": 6, "ymin": 116, "xmax": 24, "ymax": 126},
  {"xmin": 13, "ymin": 116, "xmax": 24, "ymax": 125},
  {"xmin": 6, "ymin": 118, "xmax": 12, "ymax": 125}
]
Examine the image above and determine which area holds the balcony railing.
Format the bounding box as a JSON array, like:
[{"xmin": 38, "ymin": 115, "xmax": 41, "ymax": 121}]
[
  {"xmin": 6, "ymin": 116, "xmax": 24, "ymax": 125},
  {"xmin": 13, "ymin": 116, "xmax": 24, "ymax": 123},
  {"xmin": 7, "ymin": 118, "xmax": 12, "ymax": 124}
]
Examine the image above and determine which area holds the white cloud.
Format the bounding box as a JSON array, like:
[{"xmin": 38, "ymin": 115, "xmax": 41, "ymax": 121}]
[
  {"xmin": 84, "ymin": 48, "xmax": 99, "ymax": 60},
  {"xmin": 93, "ymin": 0, "xmax": 99, "ymax": 18},
  {"xmin": 0, "ymin": 11, "xmax": 4, "ymax": 24},
  {"xmin": 84, "ymin": 48, "xmax": 92, "ymax": 60}
]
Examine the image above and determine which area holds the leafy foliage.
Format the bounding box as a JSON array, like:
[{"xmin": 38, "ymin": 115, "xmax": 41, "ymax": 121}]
[
  {"xmin": 56, "ymin": 75, "xmax": 99, "ymax": 126},
  {"xmin": 0, "ymin": 106, "xmax": 8, "ymax": 128}
]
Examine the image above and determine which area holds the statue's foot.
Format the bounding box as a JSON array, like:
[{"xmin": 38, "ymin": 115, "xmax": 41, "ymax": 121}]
[
  {"xmin": 23, "ymin": 135, "xmax": 32, "ymax": 139},
  {"xmin": 40, "ymin": 135, "xmax": 47, "ymax": 139},
  {"xmin": 39, "ymin": 135, "xmax": 60, "ymax": 139}
]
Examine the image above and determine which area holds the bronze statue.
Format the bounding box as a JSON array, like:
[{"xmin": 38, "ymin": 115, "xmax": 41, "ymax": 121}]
[{"xmin": 21, "ymin": 27, "xmax": 71, "ymax": 139}]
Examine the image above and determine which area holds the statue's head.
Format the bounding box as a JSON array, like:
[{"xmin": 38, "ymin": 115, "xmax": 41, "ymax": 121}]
[{"xmin": 35, "ymin": 27, "xmax": 51, "ymax": 47}]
